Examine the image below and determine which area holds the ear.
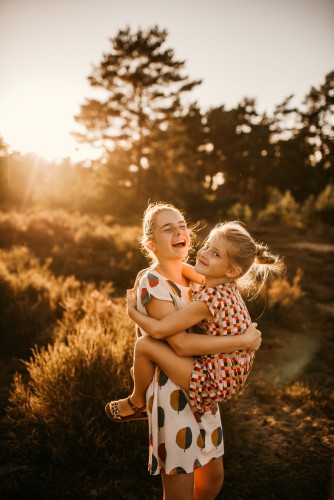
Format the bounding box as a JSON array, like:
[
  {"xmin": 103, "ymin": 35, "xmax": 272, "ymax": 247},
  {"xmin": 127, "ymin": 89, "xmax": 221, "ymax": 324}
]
[
  {"xmin": 226, "ymin": 266, "xmax": 242, "ymax": 279},
  {"xmin": 145, "ymin": 239, "xmax": 156, "ymax": 254}
]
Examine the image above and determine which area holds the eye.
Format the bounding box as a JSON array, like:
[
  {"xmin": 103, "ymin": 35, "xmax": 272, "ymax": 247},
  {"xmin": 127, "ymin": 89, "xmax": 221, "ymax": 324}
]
[{"xmin": 213, "ymin": 251, "xmax": 220, "ymax": 257}]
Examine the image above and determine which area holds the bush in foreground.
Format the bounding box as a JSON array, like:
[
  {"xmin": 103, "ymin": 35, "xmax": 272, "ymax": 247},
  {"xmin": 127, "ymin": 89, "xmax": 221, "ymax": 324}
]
[{"xmin": 2, "ymin": 298, "xmax": 148, "ymax": 497}]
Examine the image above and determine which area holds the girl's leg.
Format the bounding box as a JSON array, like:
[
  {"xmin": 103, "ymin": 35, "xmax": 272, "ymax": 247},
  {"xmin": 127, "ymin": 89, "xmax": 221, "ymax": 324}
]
[
  {"xmin": 193, "ymin": 456, "xmax": 224, "ymax": 500},
  {"xmin": 117, "ymin": 336, "xmax": 194, "ymax": 417},
  {"xmin": 133, "ymin": 335, "xmax": 194, "ymax": 394},
  {"xmin": 161, "ymin": 457, "xmax": 224, "ymax": 500},
  {"xmin": 161, "ymin": 469, "xmax": 194, "ymax": 500}
]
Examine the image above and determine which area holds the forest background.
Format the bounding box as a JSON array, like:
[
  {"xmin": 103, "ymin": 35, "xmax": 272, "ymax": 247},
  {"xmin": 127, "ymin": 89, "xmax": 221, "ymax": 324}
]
[{"xmin": 0, "ymin": 26, "xmax": 333, "ymax": 500}]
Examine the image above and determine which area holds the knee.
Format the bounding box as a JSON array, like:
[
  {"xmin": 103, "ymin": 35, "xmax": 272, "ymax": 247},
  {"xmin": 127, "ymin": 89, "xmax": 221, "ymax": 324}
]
[
  {"xmin": 134, "ymin": 335, "xmax": 156, "ymax": 355},
  {"xmin": 210, "ymin": 469, "xmax": 224, "ymax": 496},
  {"xmin": 195, "ymin": 460, "xmax": 224, "ymax": 499},
  {"xmin": 211, "ymin": 460, "xmax": 224, "ymax": 494}
]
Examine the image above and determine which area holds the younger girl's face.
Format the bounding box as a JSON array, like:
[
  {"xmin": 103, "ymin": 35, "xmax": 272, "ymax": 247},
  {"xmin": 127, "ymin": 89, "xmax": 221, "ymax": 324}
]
[
  {"xmin": 149, "ymin": 209, "xmax": 190, "ymax": 261},
  {"xmin": 195, "ymin": 233, "xmax": 235, "ymax": 286}
]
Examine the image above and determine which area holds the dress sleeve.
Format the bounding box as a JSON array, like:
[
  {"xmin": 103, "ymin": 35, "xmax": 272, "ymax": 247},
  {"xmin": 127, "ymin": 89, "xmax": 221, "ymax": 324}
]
[
  {"xmin": 138, "ymin": 271, "xmax": 174, "ymax": 307},
  {"xmin": 194, "ymin": 286, "xmax": 225, "ymax": 318}
]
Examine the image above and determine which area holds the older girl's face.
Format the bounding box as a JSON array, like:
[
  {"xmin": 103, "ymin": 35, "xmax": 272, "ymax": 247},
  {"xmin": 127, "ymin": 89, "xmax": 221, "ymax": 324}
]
[{"xmin": 149, "ymin": 209, "xmax": 190, "ymax": 261}]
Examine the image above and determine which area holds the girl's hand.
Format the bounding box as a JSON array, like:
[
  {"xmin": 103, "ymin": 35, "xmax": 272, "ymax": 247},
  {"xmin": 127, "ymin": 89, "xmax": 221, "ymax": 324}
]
[
  {"xmin": 126, "ymin": 288, "xmax": 137, "ymax": 318},
  {"xmin": 244, "ymin": 323, "xmax": 262, "ymax": 351}
]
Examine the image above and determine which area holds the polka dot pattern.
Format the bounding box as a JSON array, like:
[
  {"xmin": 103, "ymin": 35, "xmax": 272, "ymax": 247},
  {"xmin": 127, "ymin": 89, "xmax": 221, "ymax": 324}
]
[{"xmin": 136, "ymin": 270, "xmax": 224, "ymax": 476}]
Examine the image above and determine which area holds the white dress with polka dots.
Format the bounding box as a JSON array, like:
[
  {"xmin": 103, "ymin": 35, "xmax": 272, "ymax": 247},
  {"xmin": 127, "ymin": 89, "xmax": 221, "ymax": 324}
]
[{"xmin": 136, "ymin": 270, "xmax": 224, "ymax": 475}]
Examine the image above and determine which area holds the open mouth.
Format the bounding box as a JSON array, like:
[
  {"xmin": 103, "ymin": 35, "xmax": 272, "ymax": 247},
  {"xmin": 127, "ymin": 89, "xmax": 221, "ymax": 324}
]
[{"xmin": 172, "ymin": 239, "xmax": 187, "ymax": 248}]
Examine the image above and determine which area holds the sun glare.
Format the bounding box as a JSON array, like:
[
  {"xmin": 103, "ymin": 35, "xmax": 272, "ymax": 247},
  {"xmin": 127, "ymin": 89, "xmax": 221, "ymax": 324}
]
[{"xmin": 1, "ymin": 82, "xmax": 99, "ymax": 163}]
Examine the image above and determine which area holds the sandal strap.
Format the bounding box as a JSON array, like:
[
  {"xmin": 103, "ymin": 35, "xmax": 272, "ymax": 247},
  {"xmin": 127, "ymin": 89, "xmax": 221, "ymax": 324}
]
[{"xmin": 127, "ymin": 396, "xmax": 145, "ymax": 414}]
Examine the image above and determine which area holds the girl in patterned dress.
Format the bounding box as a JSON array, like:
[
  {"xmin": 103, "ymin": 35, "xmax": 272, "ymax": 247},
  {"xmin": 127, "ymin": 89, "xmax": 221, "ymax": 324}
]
[
  {"xmin": 109, "ymin": 220, "xmax": 284, "ymax": 417},
  {"xmin": 105, "ymin": 204, "xmax": 262, "ymax": 500}
]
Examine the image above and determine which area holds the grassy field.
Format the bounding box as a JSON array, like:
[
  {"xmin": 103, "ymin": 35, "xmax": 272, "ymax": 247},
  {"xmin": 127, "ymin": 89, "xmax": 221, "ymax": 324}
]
[{"xmin": 0, "ymin": 210, "xmax": 333, "ymax": 499}]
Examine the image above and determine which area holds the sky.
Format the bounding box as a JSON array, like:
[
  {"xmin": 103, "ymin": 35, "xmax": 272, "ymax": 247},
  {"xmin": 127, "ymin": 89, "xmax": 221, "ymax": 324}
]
[{"xmin": 0, "ymin": 0, "xmax": 333, "ymax": 162}]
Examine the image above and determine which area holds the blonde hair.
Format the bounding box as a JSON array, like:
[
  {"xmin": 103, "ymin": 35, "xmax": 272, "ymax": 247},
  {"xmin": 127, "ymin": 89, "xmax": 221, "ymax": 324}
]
[
  {"xmin": 139, "ymin": 202, "xmax": 189, "ymax": 263},
  {"xmin": 209, "ymin": 221, "xmax": 285, "ymax": 292}
]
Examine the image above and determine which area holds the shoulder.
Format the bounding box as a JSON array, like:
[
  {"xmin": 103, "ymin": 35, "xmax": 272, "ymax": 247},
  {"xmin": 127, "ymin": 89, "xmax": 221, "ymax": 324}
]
[
  {"xmin": 195, "ymin": 284, "xmax": 237, "ymax": 307},
  {"xmin": 138, "ymin": 270, "xmax": 174, "ymax": 307}
]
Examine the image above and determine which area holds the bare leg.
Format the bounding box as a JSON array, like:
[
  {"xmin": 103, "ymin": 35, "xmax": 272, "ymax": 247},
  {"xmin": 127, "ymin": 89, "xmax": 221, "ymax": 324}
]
[
  {"xmin": 161, "ymin": 469, "xmax": 194, "ymax": 500},
  {"xmin": 133, "ymin": 335, "xmax": 193, "ymax": 394},
  {"xmin": 194, "ymin": 457, "xmax": 224, "ymax": 500},
  {"xmin": 117, "ymin": 336, "xmax": 194, "ymax": 417}
]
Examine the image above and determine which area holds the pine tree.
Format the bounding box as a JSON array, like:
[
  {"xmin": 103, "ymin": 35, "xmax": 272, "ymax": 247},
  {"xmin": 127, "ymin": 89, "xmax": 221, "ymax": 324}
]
[{"xmin": 74, "ymin": 26, "xmax": 201, "ymax": 202}]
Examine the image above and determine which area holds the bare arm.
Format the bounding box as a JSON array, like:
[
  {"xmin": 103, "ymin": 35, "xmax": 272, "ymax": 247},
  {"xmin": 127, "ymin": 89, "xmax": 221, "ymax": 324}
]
[
  {"xmin": 131, "ymin": 291, "xmax": 262, "ymax": 357},
  {"xmin": 128, "ymin": 291, "xmax": 210, "ymax": 339},
  {"xmin": 182, "ymin": 262, "xmax": 205, "ymax": 285},
  {"xmin": 167, "ymin": 324, "xmax": 261, "ymax": 357}
]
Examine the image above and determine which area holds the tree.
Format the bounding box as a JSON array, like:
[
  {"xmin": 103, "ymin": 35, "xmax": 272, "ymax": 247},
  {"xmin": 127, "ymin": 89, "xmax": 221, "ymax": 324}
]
[
  {"xmin": 74, "ymin": 26, "xmax": 201, "ymax": 204},
  {"xmin": 299, "ymin": 71, "xmax": 334, "ymax": 192}
]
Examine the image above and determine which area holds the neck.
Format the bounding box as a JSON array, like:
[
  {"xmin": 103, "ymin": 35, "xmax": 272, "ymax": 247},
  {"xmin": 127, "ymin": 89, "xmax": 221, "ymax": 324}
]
[
  {"xmin": 153, "ymin": 260, "xmax": 188, "ymax": 286},
  {"xmin": 205, "ymin": 277, "xmax": 234, "ymax": 287}
]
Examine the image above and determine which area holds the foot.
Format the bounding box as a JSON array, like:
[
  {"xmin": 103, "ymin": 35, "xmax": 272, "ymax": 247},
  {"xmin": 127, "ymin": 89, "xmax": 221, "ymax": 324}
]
[
  {"xmin": 105, "ymin": 395, "xmax": 147, "ymax": 422},
  {"xmin": 117, "ymin": 395, "xmax": 146, "ymax": 417}
]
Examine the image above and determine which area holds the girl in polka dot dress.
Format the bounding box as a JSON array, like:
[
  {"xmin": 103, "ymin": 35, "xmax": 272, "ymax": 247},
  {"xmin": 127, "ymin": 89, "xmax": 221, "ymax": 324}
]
[{"xmin": 110, "ymin": 221, "xmax": 284, "ymax": 415}]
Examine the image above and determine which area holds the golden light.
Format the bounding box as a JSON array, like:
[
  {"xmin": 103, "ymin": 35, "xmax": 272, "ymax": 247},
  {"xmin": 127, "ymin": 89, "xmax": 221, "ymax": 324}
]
[{"xmin": 2, "ymin": 79, "xmax": 99, "ymax": 163}]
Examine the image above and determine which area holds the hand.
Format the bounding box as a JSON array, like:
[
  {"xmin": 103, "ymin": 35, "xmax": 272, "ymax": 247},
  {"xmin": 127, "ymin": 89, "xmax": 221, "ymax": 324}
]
[
  {"xmin": 244, "ymin": 322, "xmax": 262, "ymax": 351},
  {"xmin": 126, "ymin": 288, "xmax": 137, "ymax": 318}
]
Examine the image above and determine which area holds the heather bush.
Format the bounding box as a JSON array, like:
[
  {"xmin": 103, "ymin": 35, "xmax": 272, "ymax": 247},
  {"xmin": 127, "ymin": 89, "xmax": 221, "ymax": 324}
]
[
  {"xmin": 0, "ymin": 246, "xmax": 119, "ymax": 357},
  {"xmin": 0, "ymin": 210, "xmax": 146, "ymax": 289},
  {"xmin": 0, "ymin": 246, "xmax": 80, "ymax": 355},
  {"xmin": 3, "ymin": 298, "xmax": 147, "ymax": 478},
  {"xmin": 267, "ymin": 268, "xmax": 304, "ymax": 309}
]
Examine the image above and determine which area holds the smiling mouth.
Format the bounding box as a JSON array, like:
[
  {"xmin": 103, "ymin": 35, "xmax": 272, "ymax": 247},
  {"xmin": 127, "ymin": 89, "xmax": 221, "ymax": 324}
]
[{"xmin": 172, "ymin": 240, "xmax": 187, "ymax": 248}]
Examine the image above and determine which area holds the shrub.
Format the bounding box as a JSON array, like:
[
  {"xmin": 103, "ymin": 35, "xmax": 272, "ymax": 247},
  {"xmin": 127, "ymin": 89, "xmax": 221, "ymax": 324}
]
[
  {"xmin": 227, "ymin": 202, "xmax": 253, "ymax": 222},
  {"xmin": 267, "ymin": 268, "xmax": 304, "ymax": 308},
  {"xmin": 315, "ymin": 183, "xmax": 334, "ymax": 224},
  {"xmin": 257, "ymin": 189, "xmax": 302, "ymax": 226},
  {"xmin": 0, "ymin": 246, "xmax": 80, "ymax": 355},
  {"xmin": 0, "ymin": 210, "xmax": 146, "ymax": 290},
  {"xmin": 3, "ymin": 298, "xmax": 147, "ymax": 476}
]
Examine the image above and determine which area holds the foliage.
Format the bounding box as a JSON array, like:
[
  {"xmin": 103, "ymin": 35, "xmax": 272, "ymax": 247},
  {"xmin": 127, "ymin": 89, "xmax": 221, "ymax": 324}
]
[
  {"xmin": 314, "ymin": 183, "xmax": 334, "ymax": 223},
  {"xmin": 1, "ymin": 67, "xmax": 333, "ymax": 221},
  {"xmin": 257, "ymin": 189, "xmax": 302, "ymax": 226},
  {"xmin": 0, "ymin": 209, "xmax": 146, "ymax": 289},
  {"xmin": 227, "ymin": 202, "xmax": 253, "ymax": 222},
  {"xmin": 267, "ymin": 268, "xmax": 304, "ymax": 308},
  {"xmin": 75, "ymin": 26, "xmax": 200, "ymax": 152},
  {"xmin": 256, "ymin": 184, "xmax": 334, "ymax": 227},
  {"xmin": 3, "ymin": 297, "xmax": 148, "ymax": 479},
  {"xmin": 0, "ymin": 246, "xmax": 78, "ymax": 356}
]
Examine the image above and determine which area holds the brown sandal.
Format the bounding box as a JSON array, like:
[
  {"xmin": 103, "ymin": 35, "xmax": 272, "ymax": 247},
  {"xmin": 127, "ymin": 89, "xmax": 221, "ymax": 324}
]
[{"xmin": 105, "ymin": 396, "xmax": 147, "ymax": 422}]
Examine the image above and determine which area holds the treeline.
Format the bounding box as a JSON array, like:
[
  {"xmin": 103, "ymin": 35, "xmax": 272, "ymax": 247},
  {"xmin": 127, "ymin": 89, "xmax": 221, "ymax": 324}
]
[{"xmin": 0, "ymin": 27, "xmax": 333, "ymax": 223}]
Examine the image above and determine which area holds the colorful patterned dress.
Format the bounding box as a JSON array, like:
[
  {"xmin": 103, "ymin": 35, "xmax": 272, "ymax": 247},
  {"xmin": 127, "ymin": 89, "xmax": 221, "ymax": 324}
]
[
  {"xmin": 189, "ymin": 282, "xmax": 255, "ymax": 414},
  {"xmin": 136, "ymin": 270, "xmax": 224, "ymax": 476}
]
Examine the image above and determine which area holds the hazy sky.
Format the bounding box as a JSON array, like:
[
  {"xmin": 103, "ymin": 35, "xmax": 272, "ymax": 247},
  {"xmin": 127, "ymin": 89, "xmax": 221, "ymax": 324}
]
[{"xmin": 0, "ymin": 0, "xmax": 333, "ymax": 161}]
